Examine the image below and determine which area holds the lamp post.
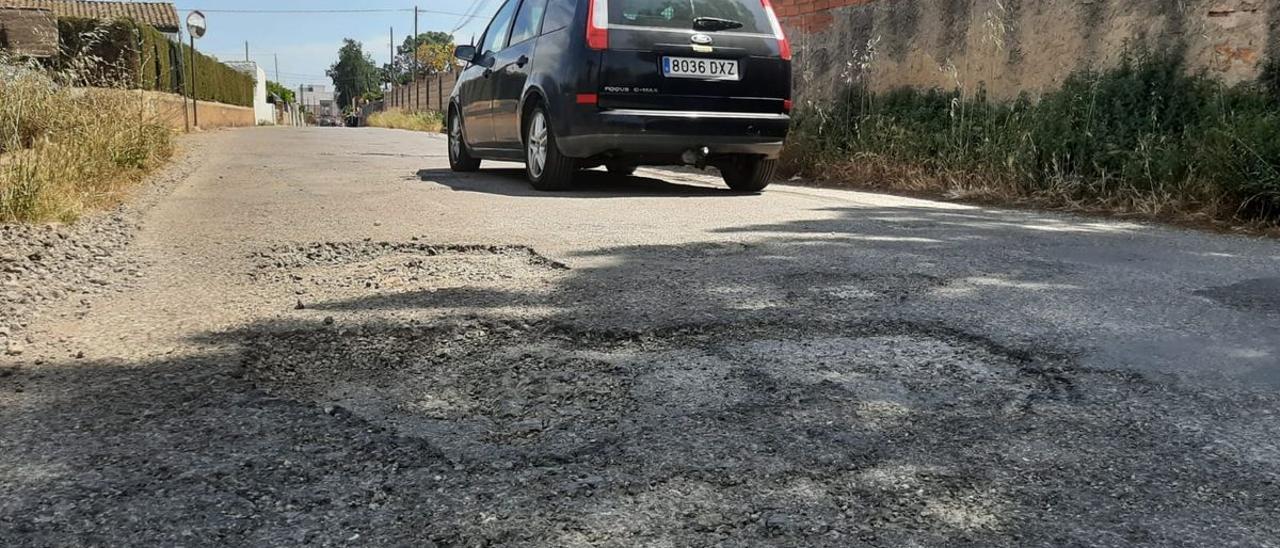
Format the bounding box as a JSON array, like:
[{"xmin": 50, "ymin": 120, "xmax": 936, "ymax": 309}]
[{"xmin": 185, "ymin": 11, "xmax": 207, "ymax": 128}]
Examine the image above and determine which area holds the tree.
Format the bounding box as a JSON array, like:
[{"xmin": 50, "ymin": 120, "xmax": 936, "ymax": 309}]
[
  {"xmin": 385, "ymin": 32, "xmax": 456, "ymax": 84},
  {"xmin": 327, "ymin": 39, "xmax": 382, "ymax": 109},
  {"xmin": 415, "ymin": 40, "xmax": 456, "ymax": 74},
  {"xmin": 266, "ymin": 81, "xmax": 295, "ymax": 104}
]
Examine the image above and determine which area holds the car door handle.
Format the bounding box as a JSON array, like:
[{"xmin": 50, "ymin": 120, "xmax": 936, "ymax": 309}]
[{"xmin": 516, "ymin": 55, "xmax": 529, "ymax": 68}]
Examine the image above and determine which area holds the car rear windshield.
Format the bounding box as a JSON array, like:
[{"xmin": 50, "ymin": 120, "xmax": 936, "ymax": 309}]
[{"xmin": 609, "ymin": 0, "xmax": 769, "ymax": 34}]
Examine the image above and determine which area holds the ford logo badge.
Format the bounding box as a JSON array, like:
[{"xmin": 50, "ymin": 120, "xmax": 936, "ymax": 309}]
[{"xmin": 690, "ymin": 33, "xmax": 713, "ymax": 45}]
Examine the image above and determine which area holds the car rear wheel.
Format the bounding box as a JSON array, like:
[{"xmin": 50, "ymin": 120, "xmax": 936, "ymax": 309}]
[
  {"xmin": 525, "ymin": 106, "xmax": 575, "ymax": 191},
  {"xmin": 606, "ymin": 162, "xmax": 637, "ymax": 176},
  {"xmin": 448, "ymin": 108, "xmax": 480, "ymax": 172},
  {"xmin": 721, "ymin": 156, "xmax": 776, "ymax": 192}
]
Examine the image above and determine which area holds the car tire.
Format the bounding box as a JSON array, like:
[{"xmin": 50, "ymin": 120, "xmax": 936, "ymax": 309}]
[
  {"xmin": 448, "ymin": 108, "xmax": 480, "ymax": 172},
  {"xmin": 606, "ymin": 162, "xmax": 637, "ymax": 176},
  {"xmin": 721, "ymin": 156, "xmax": 776, "ymax": 192},
  {"xmin": 524, "ymin": 105, "xmax": 575, "ymax": 191}
]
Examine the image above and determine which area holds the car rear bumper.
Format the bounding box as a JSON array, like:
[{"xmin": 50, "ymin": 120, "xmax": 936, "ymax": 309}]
[{"xmin": 558, "ymin": 109, "xmax": 789, "ymax": 160}]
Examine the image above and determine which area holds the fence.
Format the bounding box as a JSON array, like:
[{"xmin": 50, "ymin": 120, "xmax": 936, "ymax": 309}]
[{"xmin": 382, "ymin": 71, "xmax": 457, "ymax": 114}]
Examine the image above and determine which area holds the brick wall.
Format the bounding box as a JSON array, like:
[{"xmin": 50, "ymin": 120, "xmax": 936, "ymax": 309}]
[{"xmin": 776, "ymin": 0, "xmax": 1277, "ymax": 101}]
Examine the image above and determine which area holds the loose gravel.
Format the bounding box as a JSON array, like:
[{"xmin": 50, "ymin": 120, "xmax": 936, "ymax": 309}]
[{"xmin": 0, "ymin": 140, "xmax": 204, "ymax": 359}]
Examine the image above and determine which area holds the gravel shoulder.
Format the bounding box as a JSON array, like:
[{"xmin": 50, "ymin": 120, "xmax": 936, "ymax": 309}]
[
  {"xmin": 2, "ymin": 127, "xmax": 1278, "ymax": 547},
  {"xmin": 1, "ymin": 135, "xmax": 208, "ymax": 359}
]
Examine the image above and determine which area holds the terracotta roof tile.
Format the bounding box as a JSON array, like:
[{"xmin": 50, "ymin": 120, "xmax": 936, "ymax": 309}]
[{"xmin": 0, "ymin": 0, "xmax": 179, "ymax": 32}]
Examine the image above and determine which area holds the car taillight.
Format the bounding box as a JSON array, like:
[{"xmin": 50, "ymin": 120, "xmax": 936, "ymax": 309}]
[
  {"xmin": 760, "ymin": 0, "xmax": 791, "ymax": 61},
  {"xmin": 783, "ymin": 99, "xmax": 793, "ymax": 113},
  {"xmin": 586, "ymin": 0, "xmax": 608, "ymax": 50}
]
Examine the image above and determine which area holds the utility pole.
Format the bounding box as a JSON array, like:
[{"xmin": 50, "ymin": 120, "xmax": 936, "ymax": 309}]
[
  {"xmin": 274, "ymin": 53, "xmax": 280, "ymax": 84},
  {"xmin": 389, "ymin": 26, "xmax": 395, "ymax": 92},
  {"xmin": 244, "ymin": 41, "xmax": 249, "ymax": 62},
  {"xmin": 413, "ymin": 5, "xmax": 419, "ymax": 111}
]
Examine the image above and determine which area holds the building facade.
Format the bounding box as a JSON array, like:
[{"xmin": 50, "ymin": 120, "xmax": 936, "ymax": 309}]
[
  {"xmin": 226, "ymin": 61, "xmax": 274, "ymax": 125},
  {"xmin": 299, "ymin": 84, "xmax": 339, "ymax": 119}
]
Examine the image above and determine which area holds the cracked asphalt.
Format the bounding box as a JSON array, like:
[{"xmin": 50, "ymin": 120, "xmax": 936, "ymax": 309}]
[{"xmin": 2, "ymin": 127, "xmax": 1279, "ymax": 547}]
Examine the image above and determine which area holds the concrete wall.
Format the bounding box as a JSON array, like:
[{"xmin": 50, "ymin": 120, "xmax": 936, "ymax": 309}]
[
  {"xmin": 108, "ymin": 90, "xmax": 255, "ymax": 131},
  {"xmin": 777, "ymin": 0, "xmax": 1277, "ymax": 101}
]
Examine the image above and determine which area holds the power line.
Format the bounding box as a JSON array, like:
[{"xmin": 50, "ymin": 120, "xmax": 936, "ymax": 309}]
[
  {"xmin": 175, "ymin": 7, "xmax": 485, "ymax": 19},
  {"xmin": 449, "ymin": 0, "xmax": 497, "ymax": 33}
]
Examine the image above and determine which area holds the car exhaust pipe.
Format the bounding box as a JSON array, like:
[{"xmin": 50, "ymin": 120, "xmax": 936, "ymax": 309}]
[{"xmin": 682, "ymin": 146, "xmax": 711, "ymax": 168}]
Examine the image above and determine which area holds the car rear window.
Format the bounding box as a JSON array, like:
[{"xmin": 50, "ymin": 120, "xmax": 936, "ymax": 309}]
[{"xmin": 609, "ymin": 0, "xmax": 768, "ymax": 34}]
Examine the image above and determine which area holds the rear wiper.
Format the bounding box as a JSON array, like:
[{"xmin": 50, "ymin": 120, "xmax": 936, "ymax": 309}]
[{"xmin": 692, "ymin": 17, "xmax": 744, "ymax": 31}]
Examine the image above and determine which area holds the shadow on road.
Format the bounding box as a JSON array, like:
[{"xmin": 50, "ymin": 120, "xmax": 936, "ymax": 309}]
[
  {"xmin": 4, "ymin": 201, "xmax": 1280, "ymax": 546},
  {"xmin": 416, "ymin": 167, "xmax": 738, "ymax": 198}
]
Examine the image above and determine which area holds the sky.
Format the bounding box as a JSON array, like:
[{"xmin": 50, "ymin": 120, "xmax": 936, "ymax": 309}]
[{"xmin": 173, "ymin": 0, "xmax": 500, "ymax": 90}]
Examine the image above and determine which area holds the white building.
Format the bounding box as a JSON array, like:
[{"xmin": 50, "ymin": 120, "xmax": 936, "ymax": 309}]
[
  {"xmin": 226, "ymin": 61, "xmax": 274, "ymax": 125},
  {"xmin": 299, "ymin": 84, "xmax": 339, "ymax": 119}
]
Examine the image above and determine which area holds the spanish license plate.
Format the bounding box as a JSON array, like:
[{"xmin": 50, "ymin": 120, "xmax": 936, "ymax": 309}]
[{"xmin": 662, "ymin": 57, "xmax": 740, "ymax": 80}]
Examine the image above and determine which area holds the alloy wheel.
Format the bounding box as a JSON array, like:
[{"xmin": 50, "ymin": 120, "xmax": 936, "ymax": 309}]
[
  {"xmin": 449, "ymin": 112, "xmax": 462, "ymax": 163},
  {"xmin": 527, "ymin": 112, "xmax": 547, "ymax": 179}
]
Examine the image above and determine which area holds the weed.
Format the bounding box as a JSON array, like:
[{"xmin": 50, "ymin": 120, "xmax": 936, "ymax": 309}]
[
  {"xmin": 1, "ymin": 48, "xmax": 172, "ymax": 223},
  {"xmin": 785, "ymin": 51, "xmax": 1280, "ymax": 225},
  {"xmin": 366, "ymin": 109, "xmax": 444, "ymax": 133}
]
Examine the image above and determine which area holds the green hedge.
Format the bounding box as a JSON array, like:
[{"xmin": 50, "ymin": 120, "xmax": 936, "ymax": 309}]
[{"xmin": 54, "ymin": 17, "xmax": 253, "ymax": 107}]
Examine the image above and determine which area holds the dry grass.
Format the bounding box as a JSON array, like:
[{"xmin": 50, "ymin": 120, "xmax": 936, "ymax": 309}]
[
  {"xmin": 366, "ymin": 109, "xmax": 444, "ymax": 133},
  {"xmin": 1, "ymin": 64, "xmax": 172, "ymax": 223}
]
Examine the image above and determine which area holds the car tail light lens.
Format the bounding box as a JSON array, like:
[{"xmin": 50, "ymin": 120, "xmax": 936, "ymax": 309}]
[
  {"xmin": 783, "ymin": 99, "xmax": 793, "ymax": 113},
  {"xmin": 586, "ymin": 0, "xmax": 608, "ymax": 50},
  {"xmin": 576, "ymin": 93, "xmax": 598, "ymax": 105},
  {"xmin": 760, "ymin": 0, "xmax": 791, "ymax": 61}
]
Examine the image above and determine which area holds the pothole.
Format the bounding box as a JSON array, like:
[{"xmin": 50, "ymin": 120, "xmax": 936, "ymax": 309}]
[
  {"xmin": 240, "ymin": 321, "xmax": 1045, "ymax": 466},
  {"xmin": 785, "ymin": 270, "xmax": 945, "ymax": 303},
  {"xmin": 247, "ymin": 242, "xmax": 568, "ymax": 304},
  {"xmin": 233, "ymin": 319, "xmax": 1280, "ymax": 544}
]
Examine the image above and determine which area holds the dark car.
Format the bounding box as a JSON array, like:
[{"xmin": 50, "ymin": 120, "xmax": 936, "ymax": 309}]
[{"xmin": 447, "ymin": 0, "xmax": 792, "ymax": 191}]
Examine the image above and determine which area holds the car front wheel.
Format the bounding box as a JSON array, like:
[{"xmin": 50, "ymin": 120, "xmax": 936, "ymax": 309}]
[
  {"xmin": 448, "ymin": 108, "xmax": 480, "ymax": 172},
  {"xmin": 524, "ymin": 106, "xmax": 575, "ymax": 191}
]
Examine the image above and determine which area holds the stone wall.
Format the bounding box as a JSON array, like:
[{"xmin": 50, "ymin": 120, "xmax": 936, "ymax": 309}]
[{"xmin": 775, "ymin": 0, "xmax": 1277, "ymax": 101}]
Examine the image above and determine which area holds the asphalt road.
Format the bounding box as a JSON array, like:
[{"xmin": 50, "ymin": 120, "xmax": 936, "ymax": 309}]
[{"xmin": 2, "ymin": 127, "xmax": 1278, "ymax": 546}]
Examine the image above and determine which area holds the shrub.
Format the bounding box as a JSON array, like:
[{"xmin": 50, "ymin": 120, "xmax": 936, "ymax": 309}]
[
  {"xmin": 366, "ymin": 109, "xmax": 443, "ymax": 133},
  {"xmin": 786, "ymin": 51, "xmax": 1280, "ymax": 224}
]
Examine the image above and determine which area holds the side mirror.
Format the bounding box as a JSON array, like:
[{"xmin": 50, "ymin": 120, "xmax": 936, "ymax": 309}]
[{"xmin": 454, "ymin": 45, "xmax": 477, "ymax": 64}]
